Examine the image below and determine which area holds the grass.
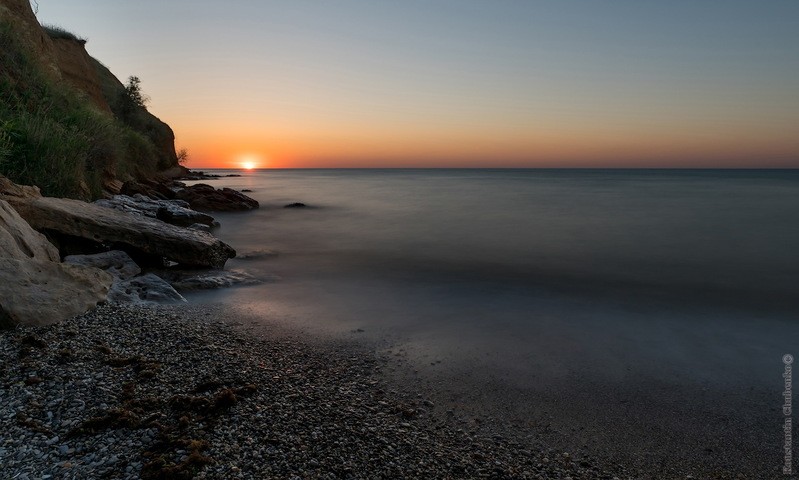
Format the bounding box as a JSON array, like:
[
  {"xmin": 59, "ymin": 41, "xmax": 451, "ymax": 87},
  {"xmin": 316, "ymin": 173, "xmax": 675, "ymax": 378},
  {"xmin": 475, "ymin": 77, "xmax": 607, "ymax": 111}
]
[
  {"xmin": 42, "ymin": 24, "xmax": 87, "ymax": 43},
  {"xmin": 0, "ymin": 20, "xmax": 167, "ymax": 199}
]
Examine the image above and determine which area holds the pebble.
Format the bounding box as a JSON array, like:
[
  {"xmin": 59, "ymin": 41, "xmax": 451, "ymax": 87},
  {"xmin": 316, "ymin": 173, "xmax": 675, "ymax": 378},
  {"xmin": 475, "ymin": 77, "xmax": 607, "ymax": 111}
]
[{"xmin": 0, "ymin": 303, "xmax": 624, "ymax": 480}]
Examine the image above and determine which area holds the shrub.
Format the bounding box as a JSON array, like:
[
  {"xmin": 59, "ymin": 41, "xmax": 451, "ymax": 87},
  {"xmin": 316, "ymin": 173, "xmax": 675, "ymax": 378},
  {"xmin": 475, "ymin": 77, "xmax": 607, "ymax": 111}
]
[
  {"xmin": 177, "ymin": 148, "xmax": 189, "ymax": 165},
  {"xmin": 118, "ymin": 76, "xmax": 150, "ymax": 123}
]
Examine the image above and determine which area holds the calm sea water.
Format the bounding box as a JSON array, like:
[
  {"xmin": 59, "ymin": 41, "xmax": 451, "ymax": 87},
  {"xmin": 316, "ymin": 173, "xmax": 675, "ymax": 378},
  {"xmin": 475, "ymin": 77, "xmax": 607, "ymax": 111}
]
[{"xmin": 187, "ymin": 169, "xmax": 799, "ymax": 388}]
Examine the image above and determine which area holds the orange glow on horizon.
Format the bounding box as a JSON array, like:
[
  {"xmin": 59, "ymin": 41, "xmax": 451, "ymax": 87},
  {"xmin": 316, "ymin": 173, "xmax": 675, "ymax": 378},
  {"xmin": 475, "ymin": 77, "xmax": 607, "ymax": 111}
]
[
  {"xmin": 172, "ymin": 108, "xmax": 798, "ymax": 170},
  {"xmin": 179, "ymin": 131, "xmax": 799, "ymax": 170},
  {"xmin": 232, "ymin": 153, "xmax": 266, "ymax": 170}
]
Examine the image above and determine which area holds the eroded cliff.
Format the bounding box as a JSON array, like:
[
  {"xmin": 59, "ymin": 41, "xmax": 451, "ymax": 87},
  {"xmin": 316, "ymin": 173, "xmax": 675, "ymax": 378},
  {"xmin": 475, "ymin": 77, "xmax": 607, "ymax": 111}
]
[{"xmin": 0, "ymin": 0, "xmax": 179, "ymax": 197}]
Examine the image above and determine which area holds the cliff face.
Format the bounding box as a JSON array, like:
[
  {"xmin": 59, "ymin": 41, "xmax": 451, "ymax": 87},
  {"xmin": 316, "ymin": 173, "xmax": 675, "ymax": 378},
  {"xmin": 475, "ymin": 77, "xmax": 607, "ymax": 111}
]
[
  {"xmin": 50, "ymin": 37, "xmax": 111, "ymax": 113},
  {"xmin": 0, "ymin": 0, "xmax": 59, "ymax": 78},
  {"xmin": 0, "ymin": 0, "xmax": 178, "ymax": 169},
  {"xmin": 93, "ymin": 59, "xmax": 178, "ymax": 169}
]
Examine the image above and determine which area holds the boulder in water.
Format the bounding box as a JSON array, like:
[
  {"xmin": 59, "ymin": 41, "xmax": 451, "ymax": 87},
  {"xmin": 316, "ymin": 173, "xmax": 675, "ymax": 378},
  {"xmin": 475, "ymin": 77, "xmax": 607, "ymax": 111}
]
[{"xmin": 175, "ymin": 183, "xmax": 259, "ymax": 212}]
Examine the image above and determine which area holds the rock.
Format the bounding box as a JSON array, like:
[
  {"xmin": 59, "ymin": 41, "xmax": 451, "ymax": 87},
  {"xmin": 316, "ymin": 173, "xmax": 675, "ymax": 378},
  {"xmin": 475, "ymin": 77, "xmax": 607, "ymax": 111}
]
[
  {"xmin": 155, "ymin": 269, "xmax": 262, "ymax": 291},
  {"xmin": 0, "ymin": 175, "xmax": 42, "ymax": 200},
  {"xmin": 0, "ymin": 200, "xmax": 59, "ymax": 262},
  {"xmin": 64, "ymin": 251, "xmax": 141, "ymax": 280},
  {"xmin": 95, "ymin": 195, "xmax": 215, "ymax": 227},
  {"xmin": 187, "ymin": 223, "xmax": 211, "ymax": 233},
  {"xmin": 107, "ymin": 273, "xmax": 186, "ymax": 305},
  {"xmin": 159, "ymin": 165, "xmax": 191, "ymax": 179},
  {"xmin": 175, "ymin": 170, "xmax": 242, "ymax": 180},
  {"xmin": 155, "ymin": 205, "xmax": 215, "ymax": 228},
  {"xmin": 175, "ymin": 184, "xmax": 259, "ymax": 212},
  {"xmin": 102, "ymin": 178, "xmax": 124, "ymax": 195},
  {"xmin": 10, "ymin": 196, "xmax": 236, "ymax": 268},
  {"xmin": 121, "ymin": 179, "xmax": 177, "ymax": 201},
  {"xmin": 0, "ymin": 258, "xmax": 112, "ymax": 327},
  {"xmin": 0, "ymin": 199, "xmax": 111, "ymax": 327},
  {"xmin": 284, "ymin": 202, "xmax": 307, "ymax": 208}
]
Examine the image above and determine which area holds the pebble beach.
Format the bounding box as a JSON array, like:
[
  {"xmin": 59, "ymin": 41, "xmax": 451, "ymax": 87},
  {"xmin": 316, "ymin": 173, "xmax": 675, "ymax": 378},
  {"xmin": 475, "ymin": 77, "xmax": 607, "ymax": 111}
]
[{"xmin": 0, "ymin": 303, "xmax": 626, "ymax": 479}]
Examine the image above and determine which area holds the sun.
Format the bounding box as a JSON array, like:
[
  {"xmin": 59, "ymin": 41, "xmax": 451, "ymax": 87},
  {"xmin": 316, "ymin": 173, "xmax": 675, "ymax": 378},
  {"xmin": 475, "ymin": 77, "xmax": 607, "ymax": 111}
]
[{"xmin": 237, "ymin": 153, "xmax": 264, "ymax": 170}]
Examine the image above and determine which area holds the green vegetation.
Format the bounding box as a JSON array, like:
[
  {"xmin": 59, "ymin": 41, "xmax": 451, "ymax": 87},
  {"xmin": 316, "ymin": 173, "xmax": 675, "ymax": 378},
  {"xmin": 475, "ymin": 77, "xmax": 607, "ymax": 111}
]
[
  {"xmin": 93, "ymin": 59, "xmax": 178, "ymax": 172},
  {"xmin": 0, "ymin": 20, "xmax": 175, "ymax": 199},
  {"xmin": 41, "ymin": 24, "xmax": 87, "ymax": 43},
  {"xmin": 121, "ymin": 76, "xmax": 149, "ymax": 112}
]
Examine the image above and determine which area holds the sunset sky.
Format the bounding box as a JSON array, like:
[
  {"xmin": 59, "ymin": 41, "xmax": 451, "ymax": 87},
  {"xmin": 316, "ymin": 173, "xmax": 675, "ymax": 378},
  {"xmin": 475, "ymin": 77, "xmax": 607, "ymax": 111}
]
[{"xmin": 37, "ymin": 1, "xmax": 799, "ymax": 169}]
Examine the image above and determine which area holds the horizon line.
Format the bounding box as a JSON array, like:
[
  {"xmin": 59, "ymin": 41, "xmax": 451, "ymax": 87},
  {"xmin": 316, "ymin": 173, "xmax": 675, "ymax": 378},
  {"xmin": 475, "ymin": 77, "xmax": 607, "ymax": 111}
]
[{"xmin": 188, "ymin": 166, "xmax": 799, "ymax": 171}]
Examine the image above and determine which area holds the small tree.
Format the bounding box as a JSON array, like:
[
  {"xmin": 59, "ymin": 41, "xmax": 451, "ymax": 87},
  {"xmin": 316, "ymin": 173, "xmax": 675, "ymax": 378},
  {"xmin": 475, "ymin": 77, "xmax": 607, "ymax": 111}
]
[
  {"xmin": 124, "ymin": 76, "xmax": 149, "ymax": 109},
  {"xmin": 177, "ymin": 148, "xmax": 189, "ymax": 165},
  {"xmin": 118, "ymin": 76, "xmax": 149, "ymax": 121}
]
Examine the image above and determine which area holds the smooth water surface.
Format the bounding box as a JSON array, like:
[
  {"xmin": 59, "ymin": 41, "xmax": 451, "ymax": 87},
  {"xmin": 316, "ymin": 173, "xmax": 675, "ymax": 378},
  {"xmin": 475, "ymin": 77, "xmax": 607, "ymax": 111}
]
[{"xmin": 187, "ymin": 169, "xmax": 799, "ymax": 389}]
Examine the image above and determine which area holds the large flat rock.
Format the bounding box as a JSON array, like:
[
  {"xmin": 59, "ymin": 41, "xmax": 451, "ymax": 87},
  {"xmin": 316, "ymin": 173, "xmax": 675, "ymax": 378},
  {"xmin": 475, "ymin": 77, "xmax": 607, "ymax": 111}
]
[
  {"xmin": 11, "ymin": 196, "xmax": 236, "ymax": 268},
  {"xmin": 0, "ymin": 258, "xmax": 112, "ymax": 328}
]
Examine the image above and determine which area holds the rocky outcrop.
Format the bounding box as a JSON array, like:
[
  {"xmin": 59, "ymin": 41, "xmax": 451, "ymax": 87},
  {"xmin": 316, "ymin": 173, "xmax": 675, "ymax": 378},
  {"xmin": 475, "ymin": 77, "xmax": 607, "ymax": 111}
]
[
  {"xmin": 175, "ymin": 184, "xmax": 259, "ymax": 212},
  {"xmin": 117, "ymin": 178, "xmax": 259, "ymax": 213},
  {"xmin": 11, "ymin": 196, "xmax": 236, "ymax": 268},
  {"xmin": 95, "ymin": 194, "xmax": 216, "ymax": 228},
  {"xmin": 0, "ymin": 199, "xmax": 112, "ymax": 328}
]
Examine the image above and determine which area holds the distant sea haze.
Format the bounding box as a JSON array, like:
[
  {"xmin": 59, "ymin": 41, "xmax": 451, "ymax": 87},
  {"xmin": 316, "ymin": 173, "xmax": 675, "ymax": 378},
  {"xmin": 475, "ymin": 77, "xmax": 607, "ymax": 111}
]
[{"xmin": 189, "ymin": 168, "xmax": 799, "ymax": 387}]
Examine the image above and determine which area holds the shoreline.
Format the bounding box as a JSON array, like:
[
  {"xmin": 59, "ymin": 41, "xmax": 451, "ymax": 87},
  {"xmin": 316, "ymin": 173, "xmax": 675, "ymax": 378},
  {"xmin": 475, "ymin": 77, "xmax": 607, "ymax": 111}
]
[
  {"xmin": 182, "ymin": 297, "xmax": 786, "ymax": 479},
  {"xmin": 0, "ymin": 303, "xmax": 623, "ymax": 479},
  {"xmin": 1, "ymin": 301, "xmax": 784, "ymax": 479}
]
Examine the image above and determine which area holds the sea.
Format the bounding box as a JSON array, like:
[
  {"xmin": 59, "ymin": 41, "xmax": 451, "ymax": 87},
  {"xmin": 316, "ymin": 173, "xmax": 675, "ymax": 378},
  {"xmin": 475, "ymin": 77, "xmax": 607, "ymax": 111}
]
[{"xmin": 184, "ymin": 168, "xmax": 799, "ymax": 468}]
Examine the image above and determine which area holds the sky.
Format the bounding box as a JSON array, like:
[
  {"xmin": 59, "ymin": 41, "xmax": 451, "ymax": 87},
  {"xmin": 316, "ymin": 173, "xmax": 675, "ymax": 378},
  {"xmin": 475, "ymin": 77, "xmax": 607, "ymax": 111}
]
[{"xmin": 36, "ymin": 0, "xmax": 799, "ymax": 169}]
